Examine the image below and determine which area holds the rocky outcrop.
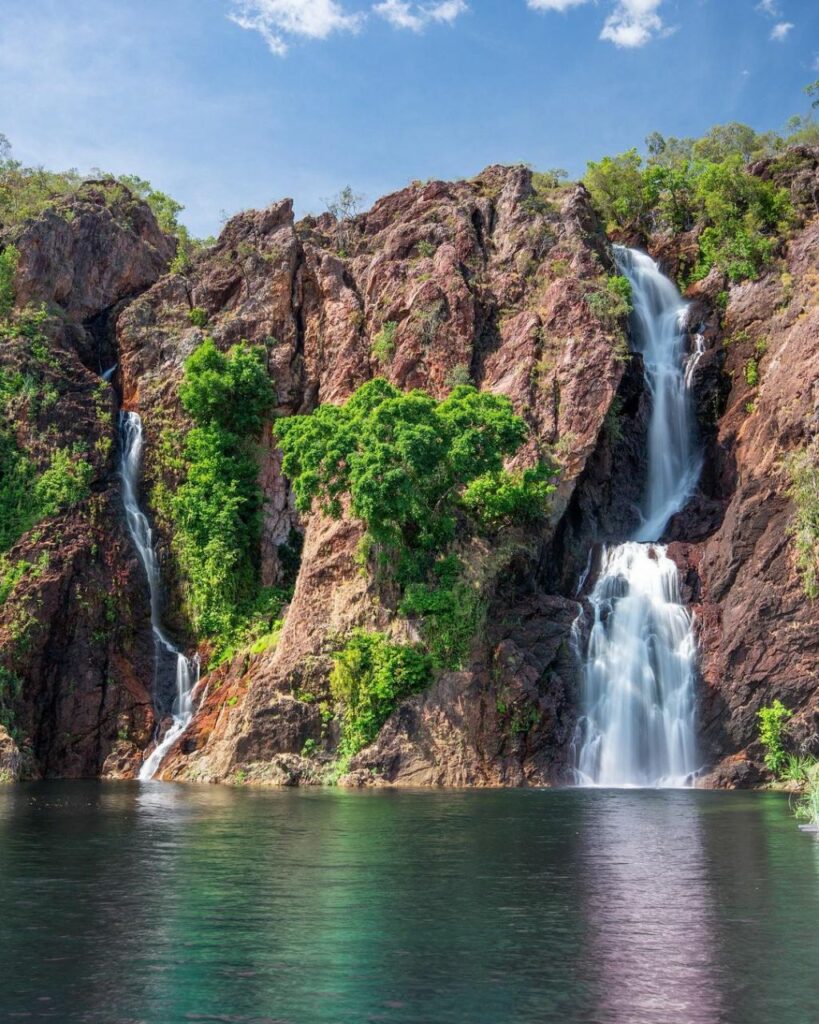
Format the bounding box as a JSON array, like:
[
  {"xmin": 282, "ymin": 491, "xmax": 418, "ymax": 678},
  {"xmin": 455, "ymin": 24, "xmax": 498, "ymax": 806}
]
[
  {"xmin": 0, "ymin": 182, "xmax": 172, "ymax": 777},
  {"xmin": 12, "ymin": 182, "xmax": 175, "ymax": 325},
  {"xmin": 0, "ymin": 725, "xmax": 21, "ymax": 782},
  {"xmin": 4, "ymin": 152, "xmax": 819, "ymax": 787},
  {"xmin": 678, "ymin": 211, "xmax": 819, "ymax": 784},
  {"xmin": 117, "ymin": 166, "xmax": 629, "ymax": 785}
]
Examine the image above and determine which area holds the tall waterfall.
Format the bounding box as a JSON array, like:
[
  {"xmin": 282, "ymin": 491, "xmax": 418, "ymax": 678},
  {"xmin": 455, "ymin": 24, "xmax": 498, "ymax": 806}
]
[
  {"xmin": 119, "ymin": 412, "xmax": 199, "ymax": 781},
  {"xmin": 574, "ymin": 247, "xmax": 701, "ymax": 787}
]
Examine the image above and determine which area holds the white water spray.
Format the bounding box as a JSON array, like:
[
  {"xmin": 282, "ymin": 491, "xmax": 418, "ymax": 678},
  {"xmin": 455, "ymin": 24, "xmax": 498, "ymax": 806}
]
[
  {"xmin": 574, "ymin": 247, "xmax": 702, "ymax": 787},
  {"xmin": 119, "ymin": 411, "xmax": 199, "ymax": 781}
]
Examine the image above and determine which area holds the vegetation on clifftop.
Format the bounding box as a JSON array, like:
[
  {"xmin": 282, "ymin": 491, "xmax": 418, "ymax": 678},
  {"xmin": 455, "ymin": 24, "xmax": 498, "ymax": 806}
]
[{"xmin": 583, "ymin": 83, "xmax": 819, "ymax": 284}]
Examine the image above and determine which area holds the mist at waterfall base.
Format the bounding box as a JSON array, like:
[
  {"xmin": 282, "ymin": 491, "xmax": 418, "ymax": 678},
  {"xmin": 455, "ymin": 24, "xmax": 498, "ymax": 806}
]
[
  {"xmin": 574, "ymin": 247, "xmax": 702, "ymax": 788},
  {"xmin": 2, "ymin": 784, "xmax": 818, "ymax": 1024},
  {"xmin": 119, "ymin": 412, "xmax": 198, "ymax": 780}
]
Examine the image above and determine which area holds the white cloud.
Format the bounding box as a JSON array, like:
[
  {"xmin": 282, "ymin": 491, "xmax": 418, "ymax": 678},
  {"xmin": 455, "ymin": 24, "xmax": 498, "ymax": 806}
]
[
  {"xmin": 756, "ymin": 0, "xmax": 780, "ymax": 16},
  {"xmin": 373, "ymin": 0, "xmax": 467, "ymax": 31},
  {"xmin": 227, "ymin": 0, "xmax": 364, "ymax": 56},
  {"xmin": 599, "ymin": 0, "xmax": 664, "ymax": 48},
  {"xmin": 529, "ymin": 0, "xmax": 667, "ymax": 48},
  {"xmin": 527, "ymin": 0, "xmax": 590, "ymax": 10},
  {"xmin": 770, "ymin": 20, "xmax": 793, "ymax": 41}
]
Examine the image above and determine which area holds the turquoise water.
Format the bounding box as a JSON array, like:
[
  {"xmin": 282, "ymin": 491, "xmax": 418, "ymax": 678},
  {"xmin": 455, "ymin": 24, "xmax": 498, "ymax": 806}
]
[{"xmin": 0, "ymin": 784, "xmax": 817, "ymax": 1023}]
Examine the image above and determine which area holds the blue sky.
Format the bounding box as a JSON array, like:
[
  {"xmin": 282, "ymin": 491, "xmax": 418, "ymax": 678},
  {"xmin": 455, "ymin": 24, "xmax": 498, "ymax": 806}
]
[{"xmin": 0, "ymin": 0, "xmax": 817, "ymax": 237}]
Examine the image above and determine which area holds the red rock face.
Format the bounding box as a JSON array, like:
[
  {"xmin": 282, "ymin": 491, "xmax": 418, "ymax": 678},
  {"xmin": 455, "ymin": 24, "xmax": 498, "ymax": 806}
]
[
  {"xmin": 0, "ymin": 182, "xmax": 172, "ymax": 777},
  {"xmin": 5, "ymin": 154, "xmax": 819, "ymax": 786},
  {"xmin": 122, "ymin": 167, "xmax": 632, "ymax": 785},
  {"xmin": 677, "ymin": 214, "xmax": 819, "ymax": 784}
]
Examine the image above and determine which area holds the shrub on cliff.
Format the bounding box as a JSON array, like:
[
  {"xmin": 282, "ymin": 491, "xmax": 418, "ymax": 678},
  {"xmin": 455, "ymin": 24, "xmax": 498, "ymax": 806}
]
[
  {"xmin": 280, "ymin": 379, "xmax": 556, "ymax": 694},
  {"xmin": 277, "ymin": 378, "xmax": 554, "ymax": 585},
  {"xmin": 330, "ymin": 630, "xmax": 432, "ymax": 760},
  {"xmin": 785, "ymin": 445, "xmax": 819, "ymax": 600},
  {"xmin": 757, "ymin": 700, "xmax": 792, "ymax": 777},
  {"xmin": 171, "ymin": 338, "xmax": 275, "ymax": 653}
]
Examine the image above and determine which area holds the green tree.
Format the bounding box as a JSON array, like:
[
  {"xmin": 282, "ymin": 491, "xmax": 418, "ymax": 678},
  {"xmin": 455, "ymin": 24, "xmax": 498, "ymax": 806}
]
[
  {"xmin": 692, "ymin": 155, "xmax": 792, "ymax": 281},
  {"xmin": 583, "ymin": 149, "xmax": 647, "ymax": 231},
  {"xmin": 277, "ymin": 379, "xmax": 548, "ymax": 580},
  {"xmin": 179, "ymin": 336, "xmax": 274, "ymax": 437},
  {"xmin": 170, "ymin": 339, "xmax": 276, "ymax": 649}
]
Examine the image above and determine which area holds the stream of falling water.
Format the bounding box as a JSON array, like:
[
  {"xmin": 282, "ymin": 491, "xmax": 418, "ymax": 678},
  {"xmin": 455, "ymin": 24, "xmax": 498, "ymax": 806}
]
[
  {"xmin": 574, "ymin": 247, "xmax": 702, "ymax": 787},
  {"xmin": 119, "ymin": 411, "xmax": 199, "ymax": 781}
]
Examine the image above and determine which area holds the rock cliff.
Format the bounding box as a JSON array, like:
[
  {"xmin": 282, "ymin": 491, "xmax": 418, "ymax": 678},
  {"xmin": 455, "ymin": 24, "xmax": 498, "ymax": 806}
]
[{"xmin": 1, "ymin": 154, "xmax": 818, "ymax": 786}]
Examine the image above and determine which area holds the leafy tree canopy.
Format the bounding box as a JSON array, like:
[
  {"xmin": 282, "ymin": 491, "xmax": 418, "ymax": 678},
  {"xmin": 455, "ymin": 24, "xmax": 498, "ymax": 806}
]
[{"xmin": 278, "ymin": 378, "xmax": 554, "ymax": 579}]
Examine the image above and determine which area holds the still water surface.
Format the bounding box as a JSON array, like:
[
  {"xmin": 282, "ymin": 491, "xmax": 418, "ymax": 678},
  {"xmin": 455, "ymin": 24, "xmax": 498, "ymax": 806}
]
[{"xmin": 0, "ymin": 784, "xmax": 817, "ymax": 1024}]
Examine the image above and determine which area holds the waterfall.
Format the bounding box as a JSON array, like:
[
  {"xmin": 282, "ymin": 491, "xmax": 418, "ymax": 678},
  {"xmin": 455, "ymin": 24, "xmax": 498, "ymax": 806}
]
[
  {"xmin": 119, "ymin": 411, "xmax": 199, "ymax": 781},
  {"xmin": 574, "ymin": 247, "xmax": 701, "ymax": 787}
]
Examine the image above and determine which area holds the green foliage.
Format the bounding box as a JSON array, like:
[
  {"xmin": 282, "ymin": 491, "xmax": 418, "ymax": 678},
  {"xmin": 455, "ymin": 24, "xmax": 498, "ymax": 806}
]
[
  {"xmin": 169, "ymin": 226, "xmax": 214, "ymax": 276},
  {"xmin": 781, "ymin": 754, "xmax": 817, "ymax": 785},
  {"xmin": 170, "ymin": 338, "xmax": 276, "ymax": 655},
  {"xmin": 416, "ymin": 239, "xmax": 436, "ymax": 259},
  {"xmin": 188, "ymin": 306, "xmax": 208, "ymax": 328},
  {"xmin": 445, "ymin": 363, "xmax": 472, "ymax": 390},
  {"xmin": 330, "ymin": 629, "xmax": 432, "ymax": 758},
  {"xmin": 0, "ymin": 429, "xmax": 89, "ymax": 553},
  {"xmin": 116, "ymin": 174, "xmax": 183, "ymax": 234},
  {"xmin": 461, "ymin": 463, "xmax": 556, "ymax": 531},
  {"xmin": 585, "ymin": 275, "xmax": 633, "ymax": 331},
  {"xmin": 0, "ymin": 666, "xmax": 21, "ymax": 735},
  {"xmin": 0, "ymin": 430, "xmax": 37, "ymax": 550},
  {"xmin": 784, "ymin": 445, "xmax": 819, "ymax": 599},
  {"xmin": 179, "ymin": 337, "xmax": 274, "ymax": 437},
  {"xmin": 795, "ymin": 764, "xmax": 819, "ymax": 829},
  {"xmin": 34, "ymin": 448, "xmax": 93, "ymax": 518},
  {"xmin": 757, "ymin": 699, "xmax": 792, "ymax": 776},
  {"xmin": 691, "ymin": 157, "xmax": 792, "ymax": 282},
  {"xmin": 0, "ymin": 245, "xmax": 19, "ymax": 318},
  {"xmin": 399, "ymin": 556, "xmax": 485, "ymax": 670},
  {"xmin": 172, "ymin": 424, "xmax": 263, "ymax": 639},
  {"xmin": 0, "ymin": 551, "xmax": 48, "ymax": 605},
  {"xmin": 279, "ymin": 378, "xmax": 552, "ymax": 682},
  {"xmin": 278, "ymin": 379, "xmax": 538, "ymax": 579},
  {"xmin": 583, "ymin": 124, "xmax": 794, "ymax": 283},
  {"xmin": 744, "ymin": 358, "xmax": 760, "ymax": 387},
  {"xmin": 584, "ymin": 149, "xmax": 646, "ymax": 232},
  {"xmin": 532, "ymin": 168, "xmax": 568, "ymax": 192},
  {"xmin": 371, "ymin": 321, "xmax": 397, "ymax": 364}
]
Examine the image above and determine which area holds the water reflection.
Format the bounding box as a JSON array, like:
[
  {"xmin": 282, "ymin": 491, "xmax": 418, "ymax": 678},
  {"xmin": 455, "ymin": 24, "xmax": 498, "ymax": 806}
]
[
  {"xmin": 0, "ymin": 785, "xmax": 817, "ymax": 1023},
  {"xmin": 578, "ymin": 790, "xmax": 722, "ymax": 1024}
]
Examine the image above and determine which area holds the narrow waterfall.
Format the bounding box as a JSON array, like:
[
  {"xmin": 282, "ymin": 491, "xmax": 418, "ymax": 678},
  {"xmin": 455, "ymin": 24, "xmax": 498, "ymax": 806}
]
[
  {"xmin": 119, "ymin": 411, "xmax": 199, "ymax": 781},
  {"xmin": 574, "ymin": 247, "xmax": 701, "ymax": 787}
]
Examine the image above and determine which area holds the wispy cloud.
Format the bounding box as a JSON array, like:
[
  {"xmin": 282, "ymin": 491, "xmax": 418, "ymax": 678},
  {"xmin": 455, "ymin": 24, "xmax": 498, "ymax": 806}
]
[
  {"xmin": 755, "ymin": 0, "xmax": 780, "ymax": 16},
  {"xmin": 527, "ymin": 0, "xmax": 590, "ymax": 11},
  {"xmin": 227, "ymin": 0, "xmax": 364, "ymax": 56},
  {"xmin": 528, "ymin": 0, "xmax": 668, "ymax": 49},
  {"xmin": 770, "ymin": 20, "xmax": 793, "ymax": 41},
  {"xmin": 373, "ymin": 1, "xmax": 468, "ymax": 32}
]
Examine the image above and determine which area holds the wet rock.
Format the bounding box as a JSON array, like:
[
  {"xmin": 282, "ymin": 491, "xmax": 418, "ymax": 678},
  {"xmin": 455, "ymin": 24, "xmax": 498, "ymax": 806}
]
[{"xmin": 0, "ymin": 726, "xmax": 22, "ymax": 782}]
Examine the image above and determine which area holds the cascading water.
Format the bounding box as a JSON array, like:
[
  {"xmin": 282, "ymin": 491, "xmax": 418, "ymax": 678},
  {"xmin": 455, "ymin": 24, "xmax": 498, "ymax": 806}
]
[
  {"xmin": 119, "ymin": 411, "xmax": 199, "ymax": 781},
  {"xmin": 574, "ymin": 247, "xmax": 702, "ymax": 787}
]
